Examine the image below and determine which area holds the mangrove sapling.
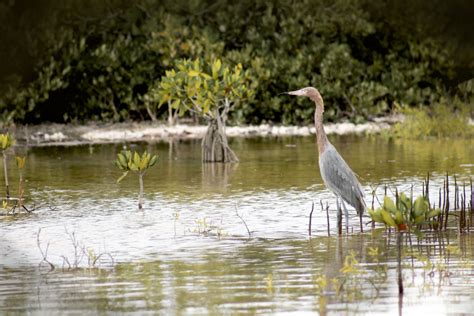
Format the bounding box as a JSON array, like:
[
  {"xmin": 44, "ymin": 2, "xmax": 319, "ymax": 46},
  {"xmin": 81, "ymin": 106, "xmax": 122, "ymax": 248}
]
[
  {"xmin": 0, "ymin": 133, "xmax": 14, "ymax": 199},
  {"xmin": 368, "ymin": 193, "xmax": 442, "ymax": 295},
  {"xmin": 152, "ymin": 58, "xmax": 253, "ymax": 163},
  {"xmin": 114, "ymin": 150, "xmax": 158, "ymax": 209}
]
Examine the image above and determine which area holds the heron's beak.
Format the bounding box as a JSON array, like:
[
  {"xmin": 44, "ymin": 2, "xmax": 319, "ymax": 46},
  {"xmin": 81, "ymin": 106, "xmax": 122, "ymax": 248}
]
[{"xmin": 287, "ymin": 89, "xmax": 305, "ymax": 96}]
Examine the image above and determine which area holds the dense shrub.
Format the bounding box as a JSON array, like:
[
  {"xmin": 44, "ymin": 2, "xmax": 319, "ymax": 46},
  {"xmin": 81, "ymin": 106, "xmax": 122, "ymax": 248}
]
[{"xmin": 0, "ymin": 0, "xmax": 471, "ymax": 125}]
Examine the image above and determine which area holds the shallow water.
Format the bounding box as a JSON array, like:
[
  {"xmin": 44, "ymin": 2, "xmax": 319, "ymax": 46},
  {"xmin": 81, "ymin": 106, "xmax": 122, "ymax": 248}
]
[{"xmin": 1, "ymin": 135, "xmax": 473, "ymax": 314}]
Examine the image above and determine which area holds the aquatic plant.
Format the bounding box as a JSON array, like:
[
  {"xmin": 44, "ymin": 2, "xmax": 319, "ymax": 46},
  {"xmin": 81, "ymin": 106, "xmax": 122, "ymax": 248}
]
[
  {"xmin": 368, "ymin": 194, "xmax": 441, "ymax": 231},
  {"xmin": 0, "ymin": 133, "xmax": 14, "ymax": 199},
  {"xmin": 192, "ymin": 217, "xmax": 227, "ymax": 239},
  {"xmin": 114, "ymin": 150, "xmax": 158, "ymax": 209},
  {"xmin": 36, "ymin": 228, "xmax": 114, "ymax": 271}
]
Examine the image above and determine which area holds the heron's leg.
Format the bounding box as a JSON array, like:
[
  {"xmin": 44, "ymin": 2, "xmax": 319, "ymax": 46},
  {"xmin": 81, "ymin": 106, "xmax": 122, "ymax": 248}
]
[{"xmin": 341, "ymin": 200, "xmax": 349, "ymax": 233}]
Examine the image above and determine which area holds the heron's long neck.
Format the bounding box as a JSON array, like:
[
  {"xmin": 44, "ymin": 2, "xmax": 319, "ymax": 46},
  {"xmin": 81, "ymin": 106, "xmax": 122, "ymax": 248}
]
[{"xmin": 312, "ymin": 95, "xmax": 329, "ymax": 155}]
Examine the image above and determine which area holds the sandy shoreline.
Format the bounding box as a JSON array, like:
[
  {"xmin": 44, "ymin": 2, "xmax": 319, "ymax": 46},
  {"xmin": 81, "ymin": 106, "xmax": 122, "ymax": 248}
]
[{"xmin": 11, "ymin": 116, "xmax": 402, "ymax": 146}]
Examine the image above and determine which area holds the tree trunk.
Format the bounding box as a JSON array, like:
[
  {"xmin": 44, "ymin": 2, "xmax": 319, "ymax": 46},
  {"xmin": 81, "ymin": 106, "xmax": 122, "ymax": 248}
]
[
  {"xmin": 145, "ymin": 102, "xmax": 157, "ymax": 122},
  {"xmin": 201, "ymin": 105, "xmax": 238, "ymax": 163}
]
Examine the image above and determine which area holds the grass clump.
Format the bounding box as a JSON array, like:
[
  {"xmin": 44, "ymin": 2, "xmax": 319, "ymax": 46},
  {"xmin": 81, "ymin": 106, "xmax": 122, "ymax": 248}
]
[{"xmin": 391, "ymin": 101, "xmax": 473, "ymax": 139}]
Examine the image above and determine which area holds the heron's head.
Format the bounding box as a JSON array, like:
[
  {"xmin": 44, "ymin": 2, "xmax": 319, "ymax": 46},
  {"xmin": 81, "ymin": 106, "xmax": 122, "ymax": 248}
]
[
  {"xmin": 287, "ymin": 87, "xmax": 320, "ymax": 98},
  {"xmin": 287, "ymin": 87, "xmax": 323, "ymax": 108}
]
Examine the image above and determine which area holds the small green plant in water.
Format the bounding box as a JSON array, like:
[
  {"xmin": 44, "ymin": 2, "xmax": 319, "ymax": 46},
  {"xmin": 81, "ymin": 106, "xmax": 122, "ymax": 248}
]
[
  {"xmin": 114, "ymin": 150, "xmax": 158, "ymax": 209},
  {"xmin": 368, "ymin": 194, "xmax": 441, "ymax": 231},
  {"xmin": 0, "ymin": 133, "xmax": 14, "ymax": 199}
]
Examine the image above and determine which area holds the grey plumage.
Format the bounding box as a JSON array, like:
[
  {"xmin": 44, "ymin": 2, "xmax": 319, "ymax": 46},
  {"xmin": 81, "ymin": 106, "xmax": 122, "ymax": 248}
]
[{"xmin": 319, "ymin": 144, "xmax": 366, "ymax": 215}]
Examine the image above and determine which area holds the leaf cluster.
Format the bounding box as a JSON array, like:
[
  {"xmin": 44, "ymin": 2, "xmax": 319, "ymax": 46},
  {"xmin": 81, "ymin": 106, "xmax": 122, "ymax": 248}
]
[
  {"xmin": 145, "ymin": 58, "xmax": 253, "ymax": 118},
  {"xmin": 114, "ymin": 150, "xmax": 158, "ymax": 183},
  {"xmin": 368, "ymin": 194, "xmax": 441, "ymax": 230},
  {"xmin": 0, "ymin": 133, "xmax": 14, "ymax": 150}
]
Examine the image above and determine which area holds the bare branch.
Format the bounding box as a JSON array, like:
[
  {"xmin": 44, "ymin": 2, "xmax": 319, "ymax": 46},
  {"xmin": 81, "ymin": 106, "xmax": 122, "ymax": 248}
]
[
  {"xmin": 235, "ymin": 206, "xmax": 252, "ymax": 239},
  {"xmin": 36, "ymin": 228, "xmax": 55, "ymax": 271}
]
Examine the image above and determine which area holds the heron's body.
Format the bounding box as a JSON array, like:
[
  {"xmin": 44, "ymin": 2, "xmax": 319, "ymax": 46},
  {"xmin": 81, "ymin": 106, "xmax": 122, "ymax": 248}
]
[
  {"xmin": 287, "ymin": 86, "xmax": 365, "ymax": 232},
  {"xmin": 319, "ymin": 144, "xmax": 365, "ymax": 215}
]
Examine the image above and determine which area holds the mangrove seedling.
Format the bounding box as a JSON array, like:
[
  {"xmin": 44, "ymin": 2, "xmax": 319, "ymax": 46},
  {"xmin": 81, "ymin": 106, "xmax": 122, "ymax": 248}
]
[
  {"xmin": 368, "ymin": 194, "xmax": 441, "ymax": 231},
  {"xmin": 368, "ymin": 192, "xmax": 441, "ymax": 295},
  {"xmin": 0, "ymin": 133, "xmax": 14, "ymax": 199},
  {"xmin": 114, "ymin": 150, "xmax": 158, "ymax": 209}
]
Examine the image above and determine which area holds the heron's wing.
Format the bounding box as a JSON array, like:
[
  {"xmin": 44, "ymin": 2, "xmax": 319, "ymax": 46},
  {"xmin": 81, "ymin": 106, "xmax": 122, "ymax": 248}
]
[{"xmin": 319, "ymin": 145, "xmax": 366, "ymax": 213}]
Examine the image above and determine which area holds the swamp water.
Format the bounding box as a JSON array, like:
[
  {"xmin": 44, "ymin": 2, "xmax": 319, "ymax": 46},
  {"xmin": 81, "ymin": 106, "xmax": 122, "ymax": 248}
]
[{"xmin": 1, "ymin": 135, "xmax": 473, "ymax": 314}]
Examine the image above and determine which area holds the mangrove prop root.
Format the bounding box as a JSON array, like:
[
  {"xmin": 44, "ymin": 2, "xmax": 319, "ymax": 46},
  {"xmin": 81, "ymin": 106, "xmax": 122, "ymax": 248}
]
[{"xmin": 201, "ymin": 104, "xmax": 238, "ymax": 163}]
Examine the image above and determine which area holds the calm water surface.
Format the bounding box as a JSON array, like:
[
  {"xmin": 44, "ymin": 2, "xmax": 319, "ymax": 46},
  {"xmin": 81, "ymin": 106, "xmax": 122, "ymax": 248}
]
[{"xmin": 1, "ymin": 135, "xmax": 473, "ymax": 314}]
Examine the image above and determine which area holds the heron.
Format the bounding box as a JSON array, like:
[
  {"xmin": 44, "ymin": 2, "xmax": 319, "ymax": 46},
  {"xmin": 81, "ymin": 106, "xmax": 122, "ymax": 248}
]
[{"xmin": 287, "ymin": 87, "xmax": 365, "ymax": 233}]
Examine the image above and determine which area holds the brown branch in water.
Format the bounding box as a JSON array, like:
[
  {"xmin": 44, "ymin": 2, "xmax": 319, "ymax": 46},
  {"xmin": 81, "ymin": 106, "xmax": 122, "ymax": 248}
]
[
  {"xmin": 90, "ymin": 252, "xmax": 115, "ymax": 268},
  {"xmin": 308, "ymin": 202, "xmax": 314, "ymax": 236},
  {"xmin": 320, "ymin": 200, "xmax": 330, "ymax": 237},
  {"xmin": 444, "ymin": 173, "xmax": 449, "ymax": 230},
  {"xmin": 36, "ymin": 228, "xmax": 55, "ymax": 271},
  {"xmin": 235, "ymin": 206, "xmax": 252, "ymax": 239},
  {"xmin": 397, "ymin": 231, "xmax": 404, "ymax": 295}
]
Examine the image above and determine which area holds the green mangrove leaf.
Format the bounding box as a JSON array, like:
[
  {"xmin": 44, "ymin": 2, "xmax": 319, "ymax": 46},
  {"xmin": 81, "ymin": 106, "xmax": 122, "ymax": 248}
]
[
  {"xmin": 427, "ymin": 209, "xmax": 441, "ymax": 218},
  {"xmin": 133, "ymin": 152, "xmax": 140, "ymax": 167},
  {"xmin": 139, "ymin": 154, "xmax": 149, "ymax": 170},
  {"xmin": 414, "ymin": 215, "xmax": 425, "ymax": 224},
  {"xmin": 188, "ymin": 70, "xmax": 200, "ymax": 77},
  {"xmin": 0, "ymin": 133, "xmax": 14, "ymax": 150},
  {"xmin": 368, "ymin": 208, "xmax": 384, "ymax": 223},
  {"xmin": 212, "ymin": 59, "xmax": 221, "ymax": 79},
  {"xmin": 414, "ymin": 196, "xmax": 428, "ymax": 216},
  {"xmin": 383, "ymin": 196, "xmax": 397, "ymax": 214},
  {"xmin": 149, "ymin": 155, "xmax": 158, "ymax": 167},
  {"xmin": 395, "ymin": 210, "xmax": 404, "ymax": 225},
  {"xmin": 381, "ymin": 209, "xmax": 396, "ymax": 227},
  {"xmin": 398, "ymin": 192, "xmax": 411, "ymax": 212},
  {"xmin": 118, "ymin": 153, "xmax": 128, "ymax": 169}
]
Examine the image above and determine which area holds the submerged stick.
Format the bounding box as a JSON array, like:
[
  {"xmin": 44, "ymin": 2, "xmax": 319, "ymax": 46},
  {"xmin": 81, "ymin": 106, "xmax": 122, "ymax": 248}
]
[
  {"xmin": 425, "ymin": 172, "xmax": 430, "ymax": 202},
  {"xmin": 309, "ymin": 202, "xmax": 314, "ymax": 236},
  {"xmin": 397, "ymin": 231, "xmax": 404, "ymax": 295},
  {"xmin": 470, "ymin": 178, "xmax": 473, "ymax": 230},
  {"xmin": 444, "ymin": 173, "xmax": 449, "ymax": 230},
  {"xmin": 371, "ymin": 187, "xmax": 376, "ymax": 230},
  {"xmin": 323, "ymin": 201, "xmax": 330, "ymax": 236},
  {"xmin": 235, "ymin": 206, "xmax": 252, "ymax": 239},
  {"xmin": 462, "ymin": 182, "xmax": 467, "ymax": 231},
  {"xmin": 337, "ymin": 198, "xmax": 342, "ymax": 236}
]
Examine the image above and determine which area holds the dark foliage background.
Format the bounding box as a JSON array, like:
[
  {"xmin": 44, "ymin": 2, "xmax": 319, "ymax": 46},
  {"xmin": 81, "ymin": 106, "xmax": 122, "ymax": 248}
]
[{"xmin": 0, "ymin": 0, "xmax": 472, "ymax": 124}]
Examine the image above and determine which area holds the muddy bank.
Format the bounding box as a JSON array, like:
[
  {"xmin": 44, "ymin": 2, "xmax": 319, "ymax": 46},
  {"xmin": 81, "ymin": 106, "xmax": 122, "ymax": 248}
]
[{"xmin": 10, "ymin": 116, "xmax": 402, "ymax": 146}]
